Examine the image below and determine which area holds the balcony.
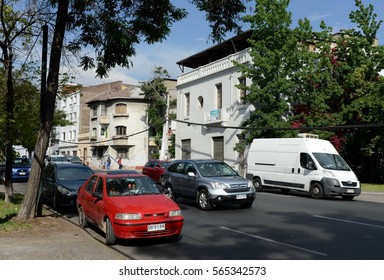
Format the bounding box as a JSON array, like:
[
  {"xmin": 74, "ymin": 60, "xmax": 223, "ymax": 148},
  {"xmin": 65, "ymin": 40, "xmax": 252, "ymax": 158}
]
[{"xmin": 99, "ymin": 115, "xmax": 110, "ymax": 124}]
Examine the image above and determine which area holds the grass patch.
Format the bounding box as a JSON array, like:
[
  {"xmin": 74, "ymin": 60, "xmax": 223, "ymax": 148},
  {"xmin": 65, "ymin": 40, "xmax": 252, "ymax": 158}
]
[
  {"xmin": 361, "ymin": 183, "xmax": 384, "ymax": 192},
  {"xmin": 0, "ymin": 192, "xmax": 32, "ymax": 233}
]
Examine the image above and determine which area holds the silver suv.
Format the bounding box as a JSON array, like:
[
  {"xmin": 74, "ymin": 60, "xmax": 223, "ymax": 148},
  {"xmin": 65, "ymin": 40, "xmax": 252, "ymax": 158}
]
[{"xmin": 161, "ymin": 159, "xmax": 256, "ymax": 210}]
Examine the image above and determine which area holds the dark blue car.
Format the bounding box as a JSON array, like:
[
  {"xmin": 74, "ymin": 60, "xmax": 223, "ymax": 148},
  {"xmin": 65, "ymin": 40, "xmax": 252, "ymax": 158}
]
[
  {"xmin": 41, "ymin": 163, "xmax": 94, "ymax": 209},
  {"xmin": 0, "ymin": 157, "xmax": 31, "ymax": 183}
]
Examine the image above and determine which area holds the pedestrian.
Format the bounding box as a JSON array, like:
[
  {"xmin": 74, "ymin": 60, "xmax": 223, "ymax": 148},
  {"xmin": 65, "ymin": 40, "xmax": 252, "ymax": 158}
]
[
  {"xmin": 106, "ymin": 156, "xmax": 111, "ymax": 170},
  {"xmin": 118, "ymin": 157, "xmax": 123, "ymax": 169}
]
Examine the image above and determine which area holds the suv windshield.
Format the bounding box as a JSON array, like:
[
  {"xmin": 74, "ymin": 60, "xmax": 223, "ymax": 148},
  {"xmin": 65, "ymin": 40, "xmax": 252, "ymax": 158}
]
[
  {"xmin": 312, "ymin": 153, "xmax": 351, "ymax": 171},
  {"xmin": 196, "ymin": 162, "xmax": 238, "ymax": 177}
]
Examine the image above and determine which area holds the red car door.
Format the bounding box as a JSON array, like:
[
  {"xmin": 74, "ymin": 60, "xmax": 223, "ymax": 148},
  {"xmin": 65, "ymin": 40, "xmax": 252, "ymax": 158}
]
[
  {"xmin": 91, "ymin": 177, "xmax": 107, "ymax": 228},
  {"xmin": 78, "ymin": 176, "xmax": 98, "ymax": 223}
]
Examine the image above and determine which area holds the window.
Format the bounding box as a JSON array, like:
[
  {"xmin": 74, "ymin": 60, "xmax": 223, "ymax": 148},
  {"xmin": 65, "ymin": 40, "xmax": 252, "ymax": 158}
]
[
  {"xmin": 92, "ymin": 128, "xmax": 97, "ymax": 138},
  {"xmin": 238, "ymin": 77, "xmax": 247, "ymax": 104},
  {"xmin": 92, "ymin": 106, "xmax": 98, "ymax": 117},
  {"xmin": 216, "ymin": 83, "xmax": 222, "ymax": 109},
  {"xmin": 184, "ymin": 92, "xmax": 190, "ymax": 117},
  {"xmin": 62, "ymin": 132, "xmax": 66, "ymax": 141},
  {"xmin": 116, "ymin": 126, "xmax": 127, "ymax": 136},
  {"xmin": 100, "ymin": 104, "xmax": 107, "ymax": 115},
  {"xmin": 197, "ymin": 96, "xmax": 204, "ymax": 109},
  {"xmin": 101, "ymin": 128, "xmax": 105, "ymax": 136},
  {"xmin": 117, "ymin": 148, "xmax": 128, "ymax": 159},
  {"xmin": 115, "ymin": 103, "xmax": 127, "ymax": 114}
]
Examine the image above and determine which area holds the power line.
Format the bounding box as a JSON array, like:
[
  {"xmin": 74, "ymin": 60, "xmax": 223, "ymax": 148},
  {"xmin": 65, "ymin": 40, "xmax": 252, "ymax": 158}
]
[{"xmin": 173, "ymin": 119, "xmax": 384, "ymax": 131}]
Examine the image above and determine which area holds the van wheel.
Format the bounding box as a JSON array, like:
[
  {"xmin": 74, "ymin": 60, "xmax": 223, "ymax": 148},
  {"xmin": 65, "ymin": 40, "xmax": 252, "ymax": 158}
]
[
  {"xmin": 198, "ymin": 189, "xmax": 212, "ymax": 210},
  {"xmin": 310, "ymin": 183, "xmax": 323, "ymax": 199},
  {"xmin": 253, "ymin": 178, "xmax": 263, "ymax": 191}
]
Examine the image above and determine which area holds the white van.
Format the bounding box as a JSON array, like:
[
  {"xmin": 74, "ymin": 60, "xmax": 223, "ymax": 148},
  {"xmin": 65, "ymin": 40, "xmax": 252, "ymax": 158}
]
[{"xmin": 245, "ymin": 134, "xmax": 361, "ymax": 200}]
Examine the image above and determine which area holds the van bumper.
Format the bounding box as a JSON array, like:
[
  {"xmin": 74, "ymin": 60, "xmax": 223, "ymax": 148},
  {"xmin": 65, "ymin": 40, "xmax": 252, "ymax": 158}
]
[{"xmin": 321, "ymin": 178, "xmax": 361, "ymax": 197}]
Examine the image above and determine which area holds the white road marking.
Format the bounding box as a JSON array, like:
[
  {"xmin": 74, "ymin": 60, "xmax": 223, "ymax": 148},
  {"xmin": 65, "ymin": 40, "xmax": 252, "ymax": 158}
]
[
  {"xmin": 313, "ymin": 215, "xmax": 384, "ymax": 229},
  {"xmin": 220, "ymin": 226, "xmax": 327, "ymax": 257}
]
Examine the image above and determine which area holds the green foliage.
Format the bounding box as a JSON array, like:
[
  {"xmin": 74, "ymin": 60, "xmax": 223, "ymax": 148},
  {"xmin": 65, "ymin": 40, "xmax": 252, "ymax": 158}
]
[
  {"xmin": 191, "ymin": 0, "xmax": 251, "ymax": 42},
  {"xmin": 140, "ymin": 67, "xmax": 170, "ymax": 138},
  {"xmin": 236, "ymin": 0, "xmax": 384, "ymax": 182}
]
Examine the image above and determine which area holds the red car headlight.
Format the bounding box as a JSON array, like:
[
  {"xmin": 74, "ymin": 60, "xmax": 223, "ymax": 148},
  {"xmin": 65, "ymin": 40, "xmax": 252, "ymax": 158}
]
[{"xmin": 115, "ymin": 213, "xmax": 141, "ymax": 220}]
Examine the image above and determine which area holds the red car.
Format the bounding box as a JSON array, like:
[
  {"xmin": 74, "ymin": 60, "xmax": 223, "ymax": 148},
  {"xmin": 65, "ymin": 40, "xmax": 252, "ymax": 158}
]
[
  {"xmin": 142, "ymin": 160, "xmax": 172, "ymax": 183},
  {"xmin": 76, "ymin": 173, "xmax": 183, "ymax": 245}
]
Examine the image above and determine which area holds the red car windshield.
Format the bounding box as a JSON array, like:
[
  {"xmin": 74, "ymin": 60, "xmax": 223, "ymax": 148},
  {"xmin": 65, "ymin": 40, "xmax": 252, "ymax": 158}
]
[{"xmin": 107, "ymin": 177, "xmax": 162, "ymax": 196}]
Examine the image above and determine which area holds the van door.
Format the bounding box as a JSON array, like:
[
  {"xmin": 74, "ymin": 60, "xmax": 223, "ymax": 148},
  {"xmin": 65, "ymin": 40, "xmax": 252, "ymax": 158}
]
[{"xmin": 294, "ymin": 152, "xmax": 318, "ymax": 191}]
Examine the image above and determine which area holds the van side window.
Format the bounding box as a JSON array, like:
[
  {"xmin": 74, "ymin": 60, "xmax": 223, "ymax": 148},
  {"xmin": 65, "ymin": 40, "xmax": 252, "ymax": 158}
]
[{"xmin": 300, "ymin": 153, "xmax": 316, "ymax": 170}]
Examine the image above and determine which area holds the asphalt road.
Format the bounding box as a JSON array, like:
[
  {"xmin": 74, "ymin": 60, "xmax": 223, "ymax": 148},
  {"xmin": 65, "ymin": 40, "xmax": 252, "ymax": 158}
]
[{"xmin": 12, "ymin": 182, "xmax": 384, "ymax": 260}]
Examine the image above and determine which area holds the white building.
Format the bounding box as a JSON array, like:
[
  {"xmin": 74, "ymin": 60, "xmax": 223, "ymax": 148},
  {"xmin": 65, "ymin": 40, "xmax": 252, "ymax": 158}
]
[
  {"xmin": 175, "ymin": 31, "xmax": 254, "ymax": 173},
  {"xmin": 54, "ymin": 87, "xmax": 81, "ymax": 156}
]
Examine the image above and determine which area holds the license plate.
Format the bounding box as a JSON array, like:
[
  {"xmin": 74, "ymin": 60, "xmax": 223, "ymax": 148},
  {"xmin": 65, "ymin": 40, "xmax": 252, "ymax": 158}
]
[
  {"xmin": 346, "ymin": 189, "xmax": 355, "ymax": 193},
  {"xmin": 236, "ymin": 194, "xmax": 247, "ymax": 199},
  {"xmin": 147, "ymin": 223, "xmax": 165, "ymax": 232},
  {"xmin": 19, "ymin": 172, "xmax": 26, "ymax": 176}
]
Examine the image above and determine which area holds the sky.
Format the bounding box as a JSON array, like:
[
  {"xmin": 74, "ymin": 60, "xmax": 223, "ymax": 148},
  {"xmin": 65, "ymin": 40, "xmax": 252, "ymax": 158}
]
[{"xmin": 72, "ymin": 0, "xmax": 384, "ymax": 86}]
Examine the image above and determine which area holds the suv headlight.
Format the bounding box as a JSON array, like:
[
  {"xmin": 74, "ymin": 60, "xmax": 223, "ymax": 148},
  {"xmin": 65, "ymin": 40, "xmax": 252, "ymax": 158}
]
[{"xmin": 210, "ymin": 181, "xmax": 228, "ymax": 189}]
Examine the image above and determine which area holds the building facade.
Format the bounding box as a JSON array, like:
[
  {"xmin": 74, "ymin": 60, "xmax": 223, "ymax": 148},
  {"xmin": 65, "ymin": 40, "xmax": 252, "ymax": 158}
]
[
  {"xmin": 86, "ymin": 82, "xmax": 149, "ymax": 170},
  {"xmin": 175, "ymin": 32, "xmax": 254, "ymax": 173}
]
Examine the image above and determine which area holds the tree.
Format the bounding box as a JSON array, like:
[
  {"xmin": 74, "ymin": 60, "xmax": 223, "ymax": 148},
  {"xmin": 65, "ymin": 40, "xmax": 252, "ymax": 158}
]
[
  {"xmin": 235, "ymin": 0, "xmax": 300, "ymax": 154},
  {"xmin": 0, "ymin": 0, "xmax": 47, "ymax": 203},
  {"xmin": 140, "ymin": 67, "xmax": 171, "ymax": 156},
  {"xmin": 12, "ymin": 0, "xmax": 250, "ymax": 219},
  {"xmin": 235, "ymin": 0, "xmax": 384, "ymax": 182}
]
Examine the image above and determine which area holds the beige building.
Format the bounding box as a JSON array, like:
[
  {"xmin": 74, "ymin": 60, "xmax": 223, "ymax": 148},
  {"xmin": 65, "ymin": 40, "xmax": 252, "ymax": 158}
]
[{"xmin": 85, "ymin": 81, "xmax": 149, "ymax": 170}]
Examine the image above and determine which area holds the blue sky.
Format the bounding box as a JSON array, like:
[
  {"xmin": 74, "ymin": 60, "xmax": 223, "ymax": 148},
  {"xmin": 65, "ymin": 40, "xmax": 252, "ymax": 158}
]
[{"xmin": 73, "ymin": 0, "xmax": 384, "ymax": 86}]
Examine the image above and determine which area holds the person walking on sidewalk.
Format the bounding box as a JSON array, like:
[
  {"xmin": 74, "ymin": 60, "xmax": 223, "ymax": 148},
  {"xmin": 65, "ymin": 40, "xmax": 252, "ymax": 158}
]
[
  {"xmin": 106, "ymin": 156, "xmax": 111, "ymax": 170},
  {"xmin": 118, "ymin": 157, "xmax": 123, "ymax": 169}
]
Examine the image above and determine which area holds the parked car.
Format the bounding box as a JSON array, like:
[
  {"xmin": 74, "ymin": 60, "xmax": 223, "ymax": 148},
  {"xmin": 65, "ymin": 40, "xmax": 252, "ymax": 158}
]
[
  {"xmin": 76, "ymin": 173, "xmax": 184, "ymax": 245},
  {"xmin": 41, "ymin": 163, "xmax": 95, "ymax": 209},
  {"xmin": 104, "ymin": 170, "xmax": 139, "ymax": 175},
  {"xmin": 142, "ymin": 160, "xmax": 172, "ymax": 183},
  {"xmin": 0, "ymin": 157, "xmax": 31, "ymax": 183},
  {"xmin": 161, "ymin": 159, "xmax": 256, "ymax": 210}
]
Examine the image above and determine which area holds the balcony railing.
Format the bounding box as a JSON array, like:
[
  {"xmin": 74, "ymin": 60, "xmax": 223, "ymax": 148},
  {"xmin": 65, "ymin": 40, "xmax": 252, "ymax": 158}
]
[
  {"xmin": 99, "ymin": 115, "xmax": 110, "ymax": 124},
  {"xmin": 178, "ymin": 48, "xmax": 251, "ymax": 85}
]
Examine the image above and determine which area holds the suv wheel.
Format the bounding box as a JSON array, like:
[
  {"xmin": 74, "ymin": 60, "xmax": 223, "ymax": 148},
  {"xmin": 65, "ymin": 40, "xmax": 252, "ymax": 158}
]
[{"xmin": 197, "ymin": 189, "xmax": 212, "ymax": 210}]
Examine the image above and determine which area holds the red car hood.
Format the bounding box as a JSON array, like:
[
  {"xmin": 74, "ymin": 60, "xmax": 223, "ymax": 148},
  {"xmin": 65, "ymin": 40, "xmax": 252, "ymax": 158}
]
[{"xmin": 109, "ymin": 194, "xmax": 180, "ymax": 213}]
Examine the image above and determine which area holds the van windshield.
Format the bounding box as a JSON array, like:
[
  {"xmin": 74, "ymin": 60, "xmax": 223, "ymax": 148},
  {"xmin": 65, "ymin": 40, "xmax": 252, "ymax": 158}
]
[{"xmin": 313, "ymin": 153, "xmax": 351, "ymax": 171}]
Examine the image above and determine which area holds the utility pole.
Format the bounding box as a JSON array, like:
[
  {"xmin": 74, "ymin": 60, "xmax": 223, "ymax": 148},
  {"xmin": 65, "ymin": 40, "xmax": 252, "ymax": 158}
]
[{"xmin": 159, "ymin": 91, "xmax": 169, "ymax": 160}]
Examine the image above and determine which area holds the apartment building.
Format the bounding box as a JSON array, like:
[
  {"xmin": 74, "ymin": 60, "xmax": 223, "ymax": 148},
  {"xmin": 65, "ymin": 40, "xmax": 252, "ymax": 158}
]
[{"xmin": 86, "ymin": 82, "xmax": 149, "ymax": 169}]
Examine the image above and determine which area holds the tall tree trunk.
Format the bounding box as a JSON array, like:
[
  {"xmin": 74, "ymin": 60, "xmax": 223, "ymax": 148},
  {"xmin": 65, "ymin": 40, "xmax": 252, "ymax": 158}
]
[
  {"xmin": 3, "ymin": 46, "xmax": 15, "ymax": 203},
  {"xmin": 17, "ymin": 0, "xmax": 70, "ymax": 219}
]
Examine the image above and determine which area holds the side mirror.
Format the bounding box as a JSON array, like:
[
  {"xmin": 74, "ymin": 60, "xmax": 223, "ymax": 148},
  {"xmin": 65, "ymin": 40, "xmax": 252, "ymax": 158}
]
[
  {"xmin": 187, "ymin": 171, "xmax": 196, "ymax": 177},
  {"xmin": 92, "ymin": 192, "xmax": 102, "ymax": 200}
]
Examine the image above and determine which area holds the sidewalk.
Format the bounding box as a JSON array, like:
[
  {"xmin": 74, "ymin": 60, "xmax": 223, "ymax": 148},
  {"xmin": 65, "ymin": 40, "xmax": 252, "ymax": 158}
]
[{"xmin": 0, "ymin": 184, "xmax": 128, "ymax": 260}]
